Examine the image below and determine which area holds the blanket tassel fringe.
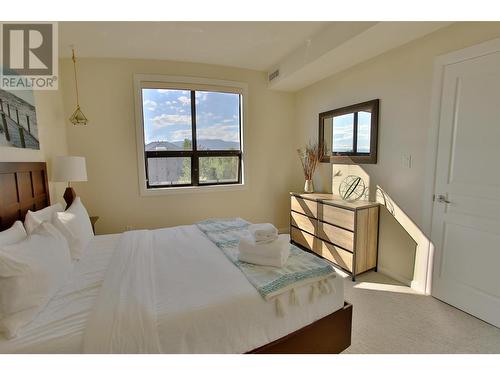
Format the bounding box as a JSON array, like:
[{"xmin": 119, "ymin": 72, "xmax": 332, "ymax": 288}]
[
  {"xmin": 275, "ymin": 297, "xmax": 286, "ymax": 317},
  {"xmin": 309, "ymin": 282, "xmax": 319, "ymax": 303},
  {"xmin": 277, "ymin": 278, "xmax": 336, "ymax": 317},
  {"xmin": 289, "ymin": 288, "xmax": 300, "ymax": 306}
]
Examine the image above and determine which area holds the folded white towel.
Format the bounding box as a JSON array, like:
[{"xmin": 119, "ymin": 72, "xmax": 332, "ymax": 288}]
[
  {"xmin": 248, "ymin": 223, "xmax": 278, "ymax": 243},
  {"xmin": 238, "ymin": 250, "xmax": 290, "ymax": 268},
  {"xmin": 239, "ymin": 234, "xmax": 287, "ymax": 256},
  {"xmin": 238, "ymin": 234, "xmax": 290, "ymax": 267},
  {"xmin": 253, "ymin": 236, "xmax": 278, "ymax": 245}
]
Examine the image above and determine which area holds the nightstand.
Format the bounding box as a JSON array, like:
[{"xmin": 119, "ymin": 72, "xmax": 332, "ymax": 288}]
[{"xmin": 90, "ymin": 216, "xmax": 99, "ymax": 234}]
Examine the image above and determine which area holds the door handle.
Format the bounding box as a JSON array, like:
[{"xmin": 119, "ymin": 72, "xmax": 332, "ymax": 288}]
[{"xmin": 435, "ymin": 194, "xmax": 451, "ymax": 204}]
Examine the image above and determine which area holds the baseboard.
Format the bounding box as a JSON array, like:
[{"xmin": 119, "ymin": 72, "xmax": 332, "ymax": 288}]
[
  {"xmin": 410, "ymin": 279, "xmax": 429, "ymax": 295},
  {"xmin": 378, "ymin": 266, "xmax": 412, "ymax": 287}
]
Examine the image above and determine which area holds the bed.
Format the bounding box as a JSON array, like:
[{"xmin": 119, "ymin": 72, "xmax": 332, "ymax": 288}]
[{"xmin": 0, "ymin": 162, "xmax": 352, "ymax": 354}]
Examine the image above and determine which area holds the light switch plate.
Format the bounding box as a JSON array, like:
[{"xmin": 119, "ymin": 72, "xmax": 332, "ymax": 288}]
[{"xmin": 402, "ymin": 153, "xmax": 412, "ymax": 169}]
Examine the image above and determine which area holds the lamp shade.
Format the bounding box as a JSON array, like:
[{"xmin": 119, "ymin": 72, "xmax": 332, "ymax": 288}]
[{"xmin": 52, "ymin": 156, "xmax": 87, "ymax": 182}]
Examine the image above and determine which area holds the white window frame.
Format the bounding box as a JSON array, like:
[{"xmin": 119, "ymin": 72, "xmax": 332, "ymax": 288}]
[{"xmin": 133, "ymin": 74, "xmax": 248, "ymax": 196}]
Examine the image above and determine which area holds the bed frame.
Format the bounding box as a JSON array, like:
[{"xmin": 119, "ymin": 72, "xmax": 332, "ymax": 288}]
[
  {"xmin": 0, "ymin": 162, "xmax": 50, "ymax": 231},
  {"xmin": 0, "ymin": 162, "xmax": 353, "ymax": 353},
  {"xmin": 248, "ymin": 302, "xmax": 352, "ymax": 353}
]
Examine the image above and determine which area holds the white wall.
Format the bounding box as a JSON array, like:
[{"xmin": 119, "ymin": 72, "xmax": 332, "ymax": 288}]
[
  {"xmin": 59, "ymin": 58, "xmax": 296, "ymax": 234},
  {"xmin": 293, "ymin": 22, "xmax": 500, "ymax": 291}
]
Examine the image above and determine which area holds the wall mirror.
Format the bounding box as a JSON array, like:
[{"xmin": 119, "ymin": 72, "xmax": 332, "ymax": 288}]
[{"xmin": 319, "ymin": 99, "xmax": 379, "ymax": 164}]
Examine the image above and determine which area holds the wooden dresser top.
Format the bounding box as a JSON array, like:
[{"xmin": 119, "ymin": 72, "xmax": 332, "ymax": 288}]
[{"xmin": 290, "ymin": 192, "xmax": 380, "ymax": 211}]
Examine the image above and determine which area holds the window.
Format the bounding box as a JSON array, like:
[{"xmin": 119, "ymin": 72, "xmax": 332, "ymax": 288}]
[{"xmin": 137, "ymin": 79, "xmax": 244, "ymax": 191}]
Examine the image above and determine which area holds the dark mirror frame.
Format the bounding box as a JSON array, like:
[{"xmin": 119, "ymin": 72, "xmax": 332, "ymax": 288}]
[{"xmin": 319, "ymin": 99, "xmax": 379, "ymax": 164}]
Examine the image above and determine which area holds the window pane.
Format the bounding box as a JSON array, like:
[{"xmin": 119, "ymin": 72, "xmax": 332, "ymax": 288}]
[
  {"xmin": 332, "ymin": 113, "xmax": 354, "ymax": 153},
  {"xmin": 147, "ymin": 157, "xmax": 191, "ymax": 186},
  {"xmin": 195, "ymin": 91, "xmax": 240, "ymax": 150},
  {"xmin": 199, "ymin": 156, "xmax": 239, "ymax": 184},
  {"xmin": 356, "ymin": 111, "xmax": 371, "ymax": 153},
  {"xmin": 142, "ymin": 89, "xmax": 193, "ymax": 151}
]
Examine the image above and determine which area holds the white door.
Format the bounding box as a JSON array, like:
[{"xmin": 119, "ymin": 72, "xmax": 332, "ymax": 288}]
[{"xmin": 431, "ymin": 44, "xmax": 500, "ymax": 328}]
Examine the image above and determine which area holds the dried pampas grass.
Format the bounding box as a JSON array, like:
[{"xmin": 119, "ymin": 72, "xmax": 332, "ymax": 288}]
[{"xmin": 297, "ymin": 141, "xmax": 323, "ymax": 181}]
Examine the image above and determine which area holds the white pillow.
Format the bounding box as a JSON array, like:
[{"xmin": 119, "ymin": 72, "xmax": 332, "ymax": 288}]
[
  {"xmin": 24, "ymin": 202, "xmax": 64, "ymax": 235},
  {"xmin": 0, "ymin": 222, "xmax": 72, "ymax": 339},
  {"xmin": 52, "ymin": 197, "xmax": 94, "ymax": 260},
  {"xmin": 0, "ymin": 221, "xmax": 27, "ymax": 246}
]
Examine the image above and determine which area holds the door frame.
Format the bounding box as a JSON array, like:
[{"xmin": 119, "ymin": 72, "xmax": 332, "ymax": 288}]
[{"xmin": 422, "ymin": 36, "xmax": 500, "ymax": 295}]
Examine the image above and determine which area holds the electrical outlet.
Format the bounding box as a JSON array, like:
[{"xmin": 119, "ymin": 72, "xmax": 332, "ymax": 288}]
[{"xmin": 402, "ymin": 153, "xmax": 412, "ymax": 169}]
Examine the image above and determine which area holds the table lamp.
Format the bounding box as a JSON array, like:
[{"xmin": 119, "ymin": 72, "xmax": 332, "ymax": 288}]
[{"xmin": 52, "ymin": 156, "xmax": 88, "ymax": 208}]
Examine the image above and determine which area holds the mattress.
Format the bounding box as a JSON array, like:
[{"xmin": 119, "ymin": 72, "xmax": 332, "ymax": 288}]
[{"xmin": 0, "ymin": 225, "xmax": 344, "ymax": 353}]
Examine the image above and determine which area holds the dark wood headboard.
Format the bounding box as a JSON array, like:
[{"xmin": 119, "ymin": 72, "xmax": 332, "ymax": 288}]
[{"xmin": 0, "ymin": 162, "xmax": 50, "ymax": 231}]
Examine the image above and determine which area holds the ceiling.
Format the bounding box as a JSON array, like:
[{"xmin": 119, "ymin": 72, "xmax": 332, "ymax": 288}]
[
  {"xmin": 268, "ymin": 21, "xmax": 451, "ymax": 91},
  {"xmin": 59, "ymin": 21, "xmax": 329, "ymax": 71},
  {"xmin": 59, "ymin": 21, "xmax": 452, "ymax": 91}
]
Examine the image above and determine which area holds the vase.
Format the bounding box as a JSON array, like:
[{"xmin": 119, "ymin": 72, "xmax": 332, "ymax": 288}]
[{"xmin": 304, "ymin": 179, "xmax": 314, "ymax": 193}]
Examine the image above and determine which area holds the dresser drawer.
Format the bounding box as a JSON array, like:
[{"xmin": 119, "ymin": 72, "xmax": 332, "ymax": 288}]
[
  {"xmin": 317, "ymin": 221, "xmax": 354, "ymax": 252},
  {"xmin": 316, "ymin": 239, "xmax": 353, "ymax": 272},
  {"xmin": 320, "ymin": 204, "xmax": 355, "ymax": 231},
  {"xmin": 291, "ymin": 211, "xmax": 316, "ymax": 235},
  {"xmin": 291, "ymin": 196, "xmax": 317, "ymax": 218},
  {"xmin": 291, "ymin": 226, "xmax": 316, "ymax": 252}
]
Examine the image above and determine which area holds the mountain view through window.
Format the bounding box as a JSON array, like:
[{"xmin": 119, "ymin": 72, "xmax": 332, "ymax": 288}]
[{"xmin": 141, "ymin": 87, "xmax": 242, "ymax": 187}]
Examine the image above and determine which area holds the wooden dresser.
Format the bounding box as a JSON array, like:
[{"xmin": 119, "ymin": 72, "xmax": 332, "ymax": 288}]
[{"xmin": 290, "ymin": 192, "xmax": 380, "ymax": 281}]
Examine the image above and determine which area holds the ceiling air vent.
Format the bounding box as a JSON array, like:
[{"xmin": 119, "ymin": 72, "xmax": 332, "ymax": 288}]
[{"xmin": 268, "ymin": 69, "xmax": 280, "ymax": 82}]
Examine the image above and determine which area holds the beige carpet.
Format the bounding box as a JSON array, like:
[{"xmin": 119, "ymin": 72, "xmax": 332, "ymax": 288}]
[{"xmin": 339, "ymin": 271, "xmax": 500, "ymax": 353}]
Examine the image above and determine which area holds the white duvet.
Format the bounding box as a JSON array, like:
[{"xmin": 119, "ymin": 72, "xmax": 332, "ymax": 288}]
[
  {"xmin": 0, "ymin": 225, "xmax": 344, "ymax": 354},
  {"xmin": 83, "ymin": 230, "xmax": 160, "ymax": 353}
]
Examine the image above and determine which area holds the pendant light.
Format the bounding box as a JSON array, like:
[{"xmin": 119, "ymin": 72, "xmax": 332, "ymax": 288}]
[{"xmin": 69, "ymin": 47, "xmax": 88, "ymax": 125}]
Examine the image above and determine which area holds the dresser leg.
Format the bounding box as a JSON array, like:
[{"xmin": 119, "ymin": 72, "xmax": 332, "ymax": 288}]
[{"xmin": 352, "ymin": 275, "xmax": 356, "ymax": 282}]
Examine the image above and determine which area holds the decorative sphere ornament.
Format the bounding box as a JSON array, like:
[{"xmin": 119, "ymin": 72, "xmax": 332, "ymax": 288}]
[{"xmin": 339, "ymin": 175, "xmax": 366, "ymax": 202}]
